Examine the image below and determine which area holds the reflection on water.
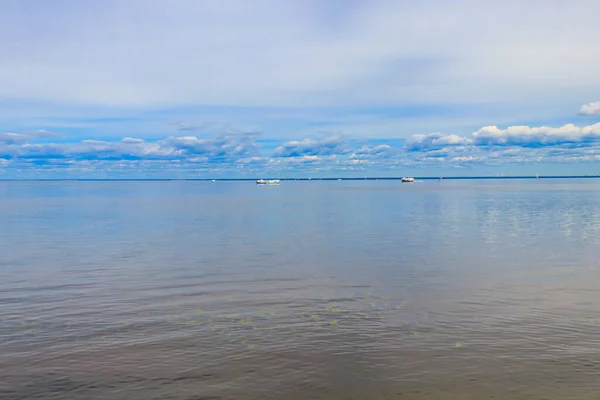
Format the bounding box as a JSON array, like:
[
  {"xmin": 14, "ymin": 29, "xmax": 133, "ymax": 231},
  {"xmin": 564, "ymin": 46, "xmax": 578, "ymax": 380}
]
[{"xmin": 2, "ymin": 179, "xmax": 600, "ymax": 399}]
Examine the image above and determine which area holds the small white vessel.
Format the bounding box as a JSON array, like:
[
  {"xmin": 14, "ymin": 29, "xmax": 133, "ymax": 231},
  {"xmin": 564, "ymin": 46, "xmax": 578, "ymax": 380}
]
[
  {"xmin": 256, "ymin": 179, "xmax": 280, "ymax": 185},
  {"xmin": 401, "ymin": 177, "xmax": 415, "ymax": 183}
]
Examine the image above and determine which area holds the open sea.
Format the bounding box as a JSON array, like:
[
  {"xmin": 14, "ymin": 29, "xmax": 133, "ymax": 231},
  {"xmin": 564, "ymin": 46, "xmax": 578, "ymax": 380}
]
[{"xmin": 1, "ymin": 179, "xmax": 600, "ymax": 400}]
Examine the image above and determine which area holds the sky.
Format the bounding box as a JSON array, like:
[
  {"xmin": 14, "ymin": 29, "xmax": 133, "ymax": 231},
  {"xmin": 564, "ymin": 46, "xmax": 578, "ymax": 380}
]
[{"xmin": 1, "ymin": 0, "xmax": 600, "ymax": 178}]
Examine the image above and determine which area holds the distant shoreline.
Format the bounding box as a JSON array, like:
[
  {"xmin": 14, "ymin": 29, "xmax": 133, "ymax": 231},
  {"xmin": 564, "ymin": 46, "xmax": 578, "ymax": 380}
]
[{"xmin": 2, "ymin": 176, "xmax": 600, "ymax": 182}]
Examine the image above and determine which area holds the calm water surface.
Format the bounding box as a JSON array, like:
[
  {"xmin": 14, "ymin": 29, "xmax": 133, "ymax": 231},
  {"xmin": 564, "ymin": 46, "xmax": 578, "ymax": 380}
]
[{"xmin": 1, "ymin": 179, "xmax": 600, "ymax": 399}]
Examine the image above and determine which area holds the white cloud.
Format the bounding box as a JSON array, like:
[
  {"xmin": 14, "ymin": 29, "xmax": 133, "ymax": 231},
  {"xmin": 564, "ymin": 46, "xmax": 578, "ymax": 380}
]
[
  {"xmin": 273, "ymin": 136, "xmax": 350, "ymax": 157},
  {"xmin": 405, "ymin": 133, "xmax": 470, "ymax": 151},
  {"xmin": 472, "ymin": 123, "xmax": 600, "ymax": 146},
  {"xmin": 236, "ymin": 156, "xmax": 267, "ymax": 165},
  {"xmin": 0, "ymin": 130, "xmax": 59, "ymax": 144},
  {"xmin": 350, "ymin": 144, "xmax": 398, "ymax": 159},
  {"xmin": 121, "ymin": 137, "xmax": 145, "ymax": 144},
  {"xmin": 400, "ymin": 122, "xmax": 600, "ymax": 167},
  {"xmin": 160, "ymin": 133, "xmax": 259, "ymax": 160},
  {"xmin": 451, "ymin": 156, "xmax": 478, "ymax": 163},
  {"xmin": 345, "ymin": 159, "xmax": 370, "ymax": 165},
  {"xmin": 578, "ymin": 101, "xmax": 600, "ymax": 116},
  {"xmin": 299, "ymin": 155, "xmax": 319, "ymax": 162},
  {"xmin": 407, "ymin": 122, "xmax": 600, "ymax": 150},
  {"xmin": 0, "ymin": 131, "xmax": 260, "ymax": 162},
  {"xmin": 0, "ymin": 133, "xmax": 25, "ymax": 145}
]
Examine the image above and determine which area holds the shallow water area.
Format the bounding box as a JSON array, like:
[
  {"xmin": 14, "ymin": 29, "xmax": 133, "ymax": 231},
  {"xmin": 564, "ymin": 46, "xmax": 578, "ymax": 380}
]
[{"xmin": 2, "ymin": 179, "xmax": 600, "ymax": 399}]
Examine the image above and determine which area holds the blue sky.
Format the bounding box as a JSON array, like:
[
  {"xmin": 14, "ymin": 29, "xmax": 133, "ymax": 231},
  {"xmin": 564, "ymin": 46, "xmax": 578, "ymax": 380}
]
[{"xmin": 1, "ymin": 0, "xmax": 600, "ymax": 178}]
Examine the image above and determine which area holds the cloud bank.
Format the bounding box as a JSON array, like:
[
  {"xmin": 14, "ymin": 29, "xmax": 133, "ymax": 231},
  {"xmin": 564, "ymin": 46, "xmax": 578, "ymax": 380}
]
[
  {"xmin": 0, "ymin": 132, "xmax": 260, "ymax": 166},
  {"xmin": 4, "ymin": 121, "xmax": 600, "ymax": 177},
  {"xmin": 407, "ymin": 123, "xmax": 600, "ymax": 150}
]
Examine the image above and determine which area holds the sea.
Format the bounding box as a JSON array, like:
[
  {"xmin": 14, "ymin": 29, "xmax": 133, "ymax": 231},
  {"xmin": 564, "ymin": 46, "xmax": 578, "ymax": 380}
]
[{"xmin": 1, "ymin": 178, "xmax": 600, "ymax": 400}]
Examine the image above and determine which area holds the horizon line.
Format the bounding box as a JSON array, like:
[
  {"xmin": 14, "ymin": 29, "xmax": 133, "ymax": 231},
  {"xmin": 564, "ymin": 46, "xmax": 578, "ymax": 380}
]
[{"xmin": 2, "ymin": 175, "xmax": 600, "ymax": 182}]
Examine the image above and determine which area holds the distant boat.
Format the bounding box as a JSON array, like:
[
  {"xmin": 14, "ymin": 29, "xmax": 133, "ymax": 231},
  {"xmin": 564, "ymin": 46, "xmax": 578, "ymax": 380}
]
[
  {"xmin": 211, "ymin": 179, "xmax": 216, "ymax": 183},
  {"xmin": 256, "ymin": 179, "xmax": 280, "ymax": 185},
  {"xmin": 401, "ymin": 177, "xmax": 415, "ymax": 183},
  {"xmin": 536, "ymin": 172, "xmax": 540, "ymax": 180}
]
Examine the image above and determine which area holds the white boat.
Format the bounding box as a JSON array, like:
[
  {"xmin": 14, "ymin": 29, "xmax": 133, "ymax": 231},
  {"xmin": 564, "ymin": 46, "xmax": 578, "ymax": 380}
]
[
  {"xmin": 401, "ymin": 177, "xmax": 415, "ymax": 183},
  {"xmin": 256, "ymin": 179, "xmax": 280, "ymax": 185}
]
